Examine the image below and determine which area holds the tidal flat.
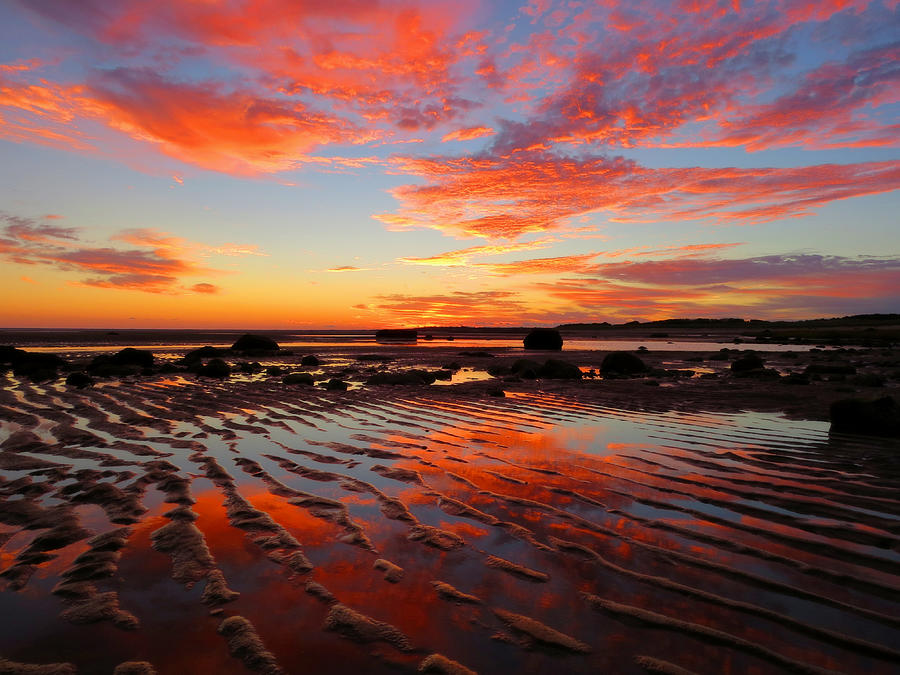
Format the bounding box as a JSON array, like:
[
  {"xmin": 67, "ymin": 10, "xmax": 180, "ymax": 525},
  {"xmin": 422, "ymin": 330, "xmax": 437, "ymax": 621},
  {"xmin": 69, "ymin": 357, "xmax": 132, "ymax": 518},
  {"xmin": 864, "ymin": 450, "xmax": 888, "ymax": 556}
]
[{"xmin": 1, "ymin": 331, "xmax": 898, "ymax": 674}]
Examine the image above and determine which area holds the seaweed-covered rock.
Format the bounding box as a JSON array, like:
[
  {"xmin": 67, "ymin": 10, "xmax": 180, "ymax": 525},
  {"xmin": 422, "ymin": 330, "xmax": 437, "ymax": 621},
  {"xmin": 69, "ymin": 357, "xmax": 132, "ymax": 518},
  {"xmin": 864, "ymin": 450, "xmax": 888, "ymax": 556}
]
[
  {"xmin": 300, "ymin": 355, "xmax": 320, "ymax": 366},
  {"xmin": 284, "ymin": 373, "xmax": 314, "ymax": 385},
  {"xmin": 830, "ymin": 396, "xmax": 900, "ymax": 437},
  {"xmin": 730, "ymin": 352, "xmax": 764, "ymax": 373},
  {"xmin": 88, "ymin": 348, "xmax": 154, "ymax": 377},
  {"xmin": 11, "ymin": 351, "xmax": 66, "ymax": 381},
  {"xmin": 65, "ymin": 372, "xmax": 94, "ymax": 389},
  {"xmin": 325, "ymin": 378, "xmax": 349, "ymax": 391},
  {"xmin": 0, "ymin": 346, "xmax": 28, "ymax": 366},
  {"xmin": 231, "ymin": 334, "xmax": 279, "ymax": 352},
  {"xmin": 111, "ymin": 348, "xmax": 155, "ymax": 368},
  {"xmin": 538, "ymin": 359, "xmax": 582, "ymax": 379},
  {"xmin": 184, "ymin": 346, "xmax": 224, "ymax": 361},
  {"xmin": 600, "ymin": 352, "xmax": 646, "ymax": 375},
  {"xmin": 523, "ymin": 328, "xmax": 563, "ymax": 350}
]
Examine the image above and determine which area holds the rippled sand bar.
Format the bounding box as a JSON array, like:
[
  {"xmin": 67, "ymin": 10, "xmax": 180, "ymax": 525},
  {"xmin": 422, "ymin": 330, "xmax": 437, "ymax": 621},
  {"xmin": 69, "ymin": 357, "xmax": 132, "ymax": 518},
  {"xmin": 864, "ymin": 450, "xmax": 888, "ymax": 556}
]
[{"xmin": 1, "ymin": 373, "xmax": 899, "ymax": 674}]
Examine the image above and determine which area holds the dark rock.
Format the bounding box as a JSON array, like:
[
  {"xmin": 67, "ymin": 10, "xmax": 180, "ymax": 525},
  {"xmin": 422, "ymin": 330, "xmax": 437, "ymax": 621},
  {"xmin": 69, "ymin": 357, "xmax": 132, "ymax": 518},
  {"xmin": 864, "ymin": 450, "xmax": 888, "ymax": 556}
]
[
  {"xmin": 830, "ymin": 396, "xmax": 900, "ymax": 437},
  {"xmin": 300, "ymin": 355, "xmax": 320, "ymax": 366},
  {"xmin": 441, "ymin": 362, "xmax": 461, "ymax": 371},
  {"xmin": 0, "ymin": 345, "xmax": 28, "ymax": 366},
  {"xmin": 488, "ymin": 389, "xmax": 505, "ymax": 397},
  {"xmin": 3, "ymin": 348, "xmax": 67, "ymax": 381},
  {"xmin": 66, "ymin": 372, "xmax": 94, "ymax": 389},
  {"xmin": 238, "ymin": 361, "xmax": 263, "ymax": 373},
  {"xmin": 730, "ymin": 353, "xmax": 764, "ymax": 373},
  {"xmin": 88, "ymin": 348, "xmax": 154, "ymax": 376},
  {"xmin": 325, "ymin": 378, "xmax": 349, "ymax": 391},
  {"xmin": 523, "ymin": 328, "xmax": 563, "ymax": 350},
  {"xmin": 433, "ymin": 369, "xmax": 453, "ymax": 381},
  {"xmin": 110, "ymin": 348, "xmax": 155, "ymax": 368},
  {"xmin": 600, "ymin": 352, "xmax": 646, "ymax": 375},
  {"xmin": 266, "ymin": 366, "xmax": 284, "ymax": 376},
  {"xmin": 185, "ymin": 346, "xmax": 224, "ymax": 361},
  {"xmin": 284, "ymin": 373, "xmax": 314, "ymax": 385},
  {"xmin": 537, "ymin": 359, "xmax": 582, "ymax": 379},
  {"xmin": 195, "ymin": 359, "xmax": 230, "ymax": 378},
  {"xmin": 458, "ymin": 351, "xmax": 494, "ymax": 358},
  {"xmin": 231, "ymin": 334, "xmax": 279, "ymax": 352}
]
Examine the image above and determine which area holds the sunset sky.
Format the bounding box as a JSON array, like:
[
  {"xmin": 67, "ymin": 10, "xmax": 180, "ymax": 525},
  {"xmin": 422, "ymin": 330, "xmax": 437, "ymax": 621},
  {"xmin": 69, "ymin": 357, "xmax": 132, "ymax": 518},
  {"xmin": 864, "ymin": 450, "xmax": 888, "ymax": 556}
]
[{"xmin": 1, "ymin": 0, "xmax": 897, "ymax": 328}]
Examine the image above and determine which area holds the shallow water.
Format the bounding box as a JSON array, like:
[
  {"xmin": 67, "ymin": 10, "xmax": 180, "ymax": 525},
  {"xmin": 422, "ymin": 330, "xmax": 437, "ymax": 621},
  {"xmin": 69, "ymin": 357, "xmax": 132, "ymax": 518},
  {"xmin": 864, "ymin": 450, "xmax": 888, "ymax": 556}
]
[{"xmin": 1, "ymin": 375, "xmax": 898, "ymax": 674}]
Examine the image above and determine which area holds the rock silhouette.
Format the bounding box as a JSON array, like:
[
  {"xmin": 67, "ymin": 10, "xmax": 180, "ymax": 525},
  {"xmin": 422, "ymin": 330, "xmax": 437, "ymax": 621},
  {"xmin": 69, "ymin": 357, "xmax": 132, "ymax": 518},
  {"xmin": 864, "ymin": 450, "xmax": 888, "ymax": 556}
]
[
  {"xmin": 600, "ymin": 352, "xmax": 646, "ymax": 375},
  {"xmin": 523, "ymin": 328, "xmax": 563, "ymax": 350},
  {"xmin": 231, "ymin": 334, "xmax": 279, "ymax": 352}
]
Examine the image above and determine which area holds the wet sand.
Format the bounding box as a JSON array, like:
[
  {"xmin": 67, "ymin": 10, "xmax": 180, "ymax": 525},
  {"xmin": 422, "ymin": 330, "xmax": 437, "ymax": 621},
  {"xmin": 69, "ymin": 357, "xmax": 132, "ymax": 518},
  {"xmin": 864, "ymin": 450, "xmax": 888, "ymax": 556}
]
[{"xmin": 1, "ymin": 337, "xmax": 898, "ymax": 674}]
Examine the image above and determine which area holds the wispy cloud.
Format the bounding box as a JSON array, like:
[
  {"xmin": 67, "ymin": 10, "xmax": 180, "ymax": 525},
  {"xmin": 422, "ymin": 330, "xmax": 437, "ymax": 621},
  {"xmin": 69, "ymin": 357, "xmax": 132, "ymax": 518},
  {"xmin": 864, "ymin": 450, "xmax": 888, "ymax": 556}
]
[{"xmin": 0, "ymin": 214, "xmax": 257, "ymax": 294}]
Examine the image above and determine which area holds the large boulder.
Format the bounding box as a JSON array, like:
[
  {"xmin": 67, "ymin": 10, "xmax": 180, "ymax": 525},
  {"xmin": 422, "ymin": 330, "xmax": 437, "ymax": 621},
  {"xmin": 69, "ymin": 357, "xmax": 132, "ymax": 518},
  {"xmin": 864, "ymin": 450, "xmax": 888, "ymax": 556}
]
[
  {"xmin": 284, "ymin": 373, "xmax": 314, "ymax": 385},
  {"xmin": 523, "ymin": 328, "xmax": 563, "ymax": 350},
  {"xmin": 231, "ymin": 334, "xmax": 279, "ymax": 352},
  {"xmin": 88, "ymin": 348, "xmax": 154, "ymax": 377},
  {"xmin": 5, "ymin": 349, "xmax": 67, "ymax": 381},
  {"xmin": 600, "ymin": 352, "xmax": 646, "ymax": 375},
  {"xmin": 184, "ymin": 346, "xmax": 225, "ymax": 361},
  {"xmin": 538, "ymin": 359, "xmax": 582, "ymax": 379},
  {"xmin": 300, "ymin": 355, "xmax": 320, "ymax": 367},
  {"xmin": 830, "ymin": 396, "xmax": 900, "ymax": 437}
]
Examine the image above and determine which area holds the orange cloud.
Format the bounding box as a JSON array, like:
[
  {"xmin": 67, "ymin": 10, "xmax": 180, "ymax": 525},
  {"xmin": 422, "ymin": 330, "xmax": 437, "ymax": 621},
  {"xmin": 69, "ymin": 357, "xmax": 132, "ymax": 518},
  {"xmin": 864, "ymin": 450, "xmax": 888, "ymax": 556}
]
[
  {"xmin": 441, "ymin": 126, "xmax": 495, "ymax": 142},
  {"xmin": 476, "ymin": 252, "xmax": 601, "ymax": 276},
  {"xmin": 397, "ymin": 238, "xmax": 555, "ymax": 266},
  {"xmin": 372, "ymin": 290, "xmax": 540, "ymax": 325},
  {"xmin": 382, "ymin": 151, "xmax": 900, "ymax": 240},
  {"xmin": 1, "ymin": 215, "xmax": 243, "ymax": 294}
]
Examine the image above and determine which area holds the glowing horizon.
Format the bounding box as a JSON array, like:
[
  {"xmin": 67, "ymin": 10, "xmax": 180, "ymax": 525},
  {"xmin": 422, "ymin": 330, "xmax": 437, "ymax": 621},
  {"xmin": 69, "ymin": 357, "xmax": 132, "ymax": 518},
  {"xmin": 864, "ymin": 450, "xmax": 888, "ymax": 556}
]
[{"xmin": 0, "ymin": 0, "xmax": 897, "ymax": 329}]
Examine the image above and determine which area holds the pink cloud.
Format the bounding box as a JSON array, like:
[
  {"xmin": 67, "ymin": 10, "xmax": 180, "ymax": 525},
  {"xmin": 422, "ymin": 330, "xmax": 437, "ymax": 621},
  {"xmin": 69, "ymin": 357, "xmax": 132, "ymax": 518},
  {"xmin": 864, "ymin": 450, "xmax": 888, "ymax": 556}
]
[
  {"xmin": 0, "ymin": 214, "xmax": 240, "ymax": 294},
  {"xmin": 381, "ymin": 151, "xmax": 900, "ymax": 240},
  {"xmin": 442, "ymin": 126, "xmax": 496, "ymax": 142}
]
